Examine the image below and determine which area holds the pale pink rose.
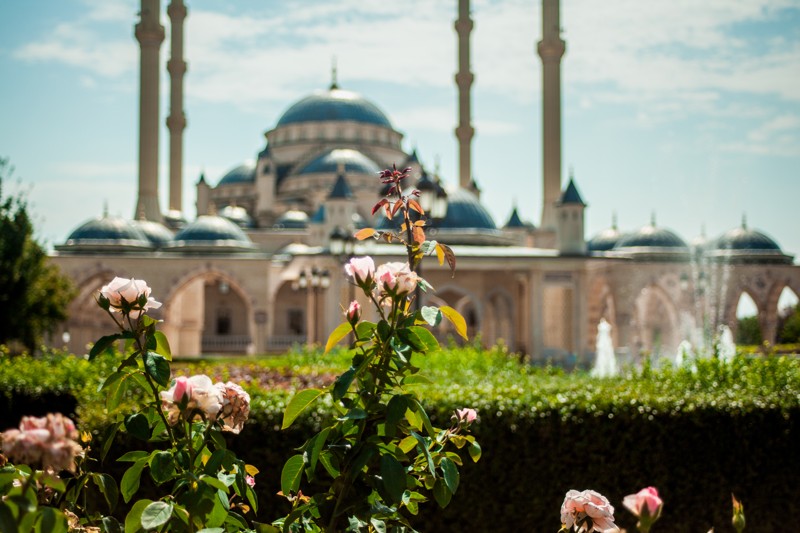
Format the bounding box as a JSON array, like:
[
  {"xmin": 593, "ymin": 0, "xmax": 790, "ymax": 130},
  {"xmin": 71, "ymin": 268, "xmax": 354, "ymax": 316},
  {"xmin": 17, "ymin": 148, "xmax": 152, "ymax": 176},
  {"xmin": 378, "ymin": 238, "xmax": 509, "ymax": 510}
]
[
  {"xmin": 375, "ymin": 262, "xmax": 418, "ymax": 296},
  {"xmin": 215, "ymin": 381, "xmax": 251, "ymax": 434},
  {"xmin": 161, "ymin": 375, "xmax": 223, "ymax": 425},
  {"xmin": 561, "ymin": 489, "xmax": 619, "ymax": 532},
  {"xmin": 344, "ymin": 257, "xmax": 375, "ymax": 283},
  {"xmin": 346, "ymin": 300, "xmax": 361, "ymax": 324},
  {"xmin": 454, "ymin": 408, "xmax": 478, "ymax": 424},
  {"xmin": 246, "ymin": 475, "xmax": 256, "ymax": 488},
  {"xmin": 1, "ymin": 414, "xmax": 83, "ymax": 473},
  {"xmin": 100, "ymin": 277, "xmax": 162, "ymax": 318},
  {"xmin": 623, "ymin": 487, "xmax": 663, "ymax": 519}
]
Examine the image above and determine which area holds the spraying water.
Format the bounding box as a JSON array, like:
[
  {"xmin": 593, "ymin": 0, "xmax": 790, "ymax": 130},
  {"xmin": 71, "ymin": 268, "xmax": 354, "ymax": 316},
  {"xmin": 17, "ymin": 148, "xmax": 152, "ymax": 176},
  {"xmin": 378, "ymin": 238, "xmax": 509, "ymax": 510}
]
[
  {"xmin": 716, "ymin": 325, "xmax": 736, "ymax": 363},
  {"xmin": 591, "ymin": 318, "xmax": 618, "ymax": 378}
]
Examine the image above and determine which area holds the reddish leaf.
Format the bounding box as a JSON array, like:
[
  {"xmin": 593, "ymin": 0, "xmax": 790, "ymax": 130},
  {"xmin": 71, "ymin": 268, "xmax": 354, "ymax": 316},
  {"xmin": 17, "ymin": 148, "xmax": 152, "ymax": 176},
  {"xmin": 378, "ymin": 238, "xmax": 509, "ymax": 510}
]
[
  {"xmin": 408, "ymin": 198, "xmax": 424, "ymax": 215},
  {"xmin": 412, "ymin": 226, "xmax": 426, "ymax": 245},
  {"xmin": 439, "ymin": 243, "xmax": 456, "ymax": 276},
  {"xmin": 391, "ymin": 200, "xmax": 403, "ymax": 217},
  {"xmin": 372, "ymin": 199, "xmax": 388, "ymax": 215}
]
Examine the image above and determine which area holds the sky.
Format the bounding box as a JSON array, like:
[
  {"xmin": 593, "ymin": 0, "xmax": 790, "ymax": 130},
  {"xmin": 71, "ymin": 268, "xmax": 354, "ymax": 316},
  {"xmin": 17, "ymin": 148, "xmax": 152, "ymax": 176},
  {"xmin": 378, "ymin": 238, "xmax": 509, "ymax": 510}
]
[{"xmin": 1, "ymin": 0, "xmax": 799, "ymax": 278}]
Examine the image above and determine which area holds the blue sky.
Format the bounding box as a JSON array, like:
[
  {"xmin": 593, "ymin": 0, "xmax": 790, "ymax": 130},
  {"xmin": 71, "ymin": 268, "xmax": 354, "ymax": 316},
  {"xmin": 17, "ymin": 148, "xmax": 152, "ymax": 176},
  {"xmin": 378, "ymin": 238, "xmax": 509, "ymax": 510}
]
[{"xmin": 1, "ymin": 0, "xmax": 799, "ymax": 275}]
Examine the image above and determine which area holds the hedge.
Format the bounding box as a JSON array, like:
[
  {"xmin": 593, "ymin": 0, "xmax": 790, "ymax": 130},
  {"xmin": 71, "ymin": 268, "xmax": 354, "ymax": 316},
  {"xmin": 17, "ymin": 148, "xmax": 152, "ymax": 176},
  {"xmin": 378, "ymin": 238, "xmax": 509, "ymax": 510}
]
[{"xmin": 1, "ymin": 347, "xmax": 799, "ymax": 531}]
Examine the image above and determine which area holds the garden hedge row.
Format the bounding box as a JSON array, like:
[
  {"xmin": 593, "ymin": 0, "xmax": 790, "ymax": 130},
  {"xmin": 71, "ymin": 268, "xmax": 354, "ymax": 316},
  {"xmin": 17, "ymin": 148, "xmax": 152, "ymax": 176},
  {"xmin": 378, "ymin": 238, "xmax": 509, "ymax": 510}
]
[{"xmin": 2, "ymin": 349, "xmax": 799, "ymax": 531}]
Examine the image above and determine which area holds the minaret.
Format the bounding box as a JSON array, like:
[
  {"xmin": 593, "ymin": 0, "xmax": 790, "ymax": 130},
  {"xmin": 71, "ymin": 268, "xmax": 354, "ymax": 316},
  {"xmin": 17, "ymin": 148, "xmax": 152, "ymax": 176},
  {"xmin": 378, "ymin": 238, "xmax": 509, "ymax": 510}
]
[
  {"xmin": 537, "ymin": 0, "xmax": 566, "ymax": 230},
  {"xmin": 135, "ymin": 0, "xmax": 165, "ymax": 221},
  {"xmin": 167, "ymin": 0, "xmax": 187, "ymax": 214},
  {"xmin": 455, "ymin": 0, "xmax": 474, "ymax": 190}
]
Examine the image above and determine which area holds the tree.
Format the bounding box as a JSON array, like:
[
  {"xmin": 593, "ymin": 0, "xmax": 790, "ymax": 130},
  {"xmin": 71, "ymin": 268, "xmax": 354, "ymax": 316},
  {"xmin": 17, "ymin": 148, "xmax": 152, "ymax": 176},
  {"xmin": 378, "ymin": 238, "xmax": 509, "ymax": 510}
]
[
  {"xmin": 0, "ymin": 157, "xmax": 75, "ymax": 352},
  {"xmin": 735, "ymin": 315, "xmax": 762, "ymax": 346},
  {"xmin": 777, "ymin": 304, "xmax": 800, "ymax": 344}
]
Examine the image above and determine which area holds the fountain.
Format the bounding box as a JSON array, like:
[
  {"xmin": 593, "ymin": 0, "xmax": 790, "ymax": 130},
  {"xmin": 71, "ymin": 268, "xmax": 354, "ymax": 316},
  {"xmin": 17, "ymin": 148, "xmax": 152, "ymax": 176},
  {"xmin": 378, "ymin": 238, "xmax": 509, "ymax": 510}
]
[
  {"xmin": 591, "ymin": 318, "xmax": 618, "ymax": 378},
  {"xmin": 716, "ymin": 324, "xmax": 736, "ymax": 363},
  {"xmin": 674, "ymin": 339, "xmax": 693, "ymax": 367}
]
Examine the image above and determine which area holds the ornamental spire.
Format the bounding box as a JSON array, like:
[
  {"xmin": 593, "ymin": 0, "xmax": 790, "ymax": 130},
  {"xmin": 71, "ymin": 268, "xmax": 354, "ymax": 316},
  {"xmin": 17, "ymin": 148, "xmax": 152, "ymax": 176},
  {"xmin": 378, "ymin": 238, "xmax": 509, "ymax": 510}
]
[{"xmin": 330, "ymin": 56, "xmax": 339, "ymax": 90}]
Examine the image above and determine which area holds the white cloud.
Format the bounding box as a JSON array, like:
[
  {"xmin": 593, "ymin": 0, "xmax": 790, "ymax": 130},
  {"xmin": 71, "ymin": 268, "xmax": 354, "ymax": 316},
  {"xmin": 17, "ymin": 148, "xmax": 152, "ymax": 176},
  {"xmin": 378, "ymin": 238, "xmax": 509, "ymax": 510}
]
[{"xmin": 723, "ymin": 114, "xmax": 800, "ymax": 156}]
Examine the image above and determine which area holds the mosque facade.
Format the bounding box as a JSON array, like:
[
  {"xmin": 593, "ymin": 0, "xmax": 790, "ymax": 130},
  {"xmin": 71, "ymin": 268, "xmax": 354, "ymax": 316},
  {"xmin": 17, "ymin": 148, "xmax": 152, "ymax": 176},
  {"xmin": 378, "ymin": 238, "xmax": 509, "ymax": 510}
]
[{"xmin": 50, "ymin": 0, "xmax": 800, "ymax": 365}]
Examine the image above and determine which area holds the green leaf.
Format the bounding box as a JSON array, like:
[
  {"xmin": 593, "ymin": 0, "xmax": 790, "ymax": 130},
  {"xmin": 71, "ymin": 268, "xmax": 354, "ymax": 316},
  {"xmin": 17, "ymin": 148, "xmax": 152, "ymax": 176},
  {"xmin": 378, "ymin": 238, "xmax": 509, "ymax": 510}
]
[
  {"xmin": 440, "ymin": 457, "xmax": 459, "ymax": 494},
  {"xmin": 124, "ymin": 413, "xmax": 150, "ymax": 441},
  {"xmin": 91, "ymin": 473, "xmax": 119, "ymax": 512},
  {"xmin": 100, "ymin": 422, "xmax": 120, "ymax": 462},
  {"xmin": 341, "ymin": 408, "xmax": 367, "ymax": 420},
  {"xmin": 124, "ymin": 499, "xmax": 152, "ymax": 533},
  {"xmin": 433, "ymin": 478, "xmax": 452, "ymax": 508},
  {"xmin": 318, "ymin": 451, "xmax": 340, "ymax": 478},
  {"xmin": 377, "ymin": 320, "xmax": 391, "ymax": 341},
  {"xmin": 117, "ymin": 450, "xmax": 149, "ymax": 462},
  {"xmin": 325, "ymin": 322, "xmax": 352, "ymax": 353},
  {"xmin": 280, "ymin": 455, "xmax": 305, "ymax": 496},
  {"xmin": 410, "ymin": 431, "xmax": 435, "ymax": 478},
  {"xmin": 468, "ymin": 440, "xmax": 482, "ymax": 462},
  {"xmin": 410, "ymin": 399, "xmax": 436, "ymax": 438},
  {"xmin": 354, "ymin": 321, "xmax": 376, "ymax": 341},
  {"xmin": 198, "ymin": 529, "xmax": 225, "ymax": 533},
  {"xmin": 386, "ymin": 395, "xmax": 408, "ymax": 428},
  {"xmin": 140, "ymin": 501, "xmax": 173, "ymax": 529},
  {"xmin": 149, "ymin": 451, "xmax": 176, "ymax": 484},
  {"xmin": 101, "ymin": 516, "xmax": 123, "ymax": 533},
  {"xmin": 420, "ymin": 306, "xmax": 442, "ymax": 327},
  {"xmin": 144, "ymin": 352, "xmax": 170, "ymax": 387},
  {"xmin": 282, "ymin": 388, "xmax": 325, "ymax": 429},
  {"xmin": 398, "ymin": 328, "xmax": 426, "ymax": 352},
  {"xmin": 0, "ymin": 503, "xmax": 18, "ymax": 533},
  {"xmin": 408, "ymin": 326, "xmax": 439, "ymax": 352},
  {"xmin": 34, "ymin": 506, "xmax": 68, "ymax": 533},
  {"xmin": 370, "ymin": 518, "xmax": 387, "ymax": 533},
  {"xmin": 402, "ymin": 374, "xmax": 433, "ymax": 385},
  {"xmin": 332, "ymin": 367, "xmax": 356, "ymax": 401},
  {"xmin": 440, "ymin": 305, "xmax": 468, "ymax": 340},
  {"xmin": 121, "ymin": 459, "xmax": 147, "ymax": 503},
  {"xmin": 153, "ymin": 331, "xmax": 172, "ymax": 360},
  {"xmin": 307, "ymin": 428, "xmax": 330, "ymax": 474},
  {"xmin": 198, "ymin": 475, "xmax": 228, "ymax": 493},
  {"xmin": 89, "ymin": 334, "xmax": 123, "ymax": 360},
  {"xmin": 38, "ymin": 472, "xmax": 66, "ymax": 492},
  {"xmin": 380, "ymin": 454, "xmax": 407, "ymax": 504}
]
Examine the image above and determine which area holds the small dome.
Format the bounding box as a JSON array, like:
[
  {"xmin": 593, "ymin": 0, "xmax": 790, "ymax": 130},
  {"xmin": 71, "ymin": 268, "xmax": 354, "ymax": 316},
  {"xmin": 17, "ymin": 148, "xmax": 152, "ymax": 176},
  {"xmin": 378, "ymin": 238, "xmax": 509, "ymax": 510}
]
[
  {"xmin": 133, "ymin": 220, "xmax": 174, "ymax": 247},
  {"xmin": 62, "ymin": 215, "xmax": 152, "ymax": 250},
  {"xmin": 217, "ymin": 162, "xmax": 256, "ymax": 186},
  {"xmin": 219, "ymin": 205, "xmax": 254, "ymax": 228},
  {"xmin": 706, "ymin": 222, "xmax": 792, "ymax": 263},
  {"xmin": 163, "ymin": 209, "xmax": 187, "ymax": 230},
  {"xmin": 614, "ymin": 224, "xmax": 688, "ymax": 250},
  {"xmin": 298, "ymin": 148, "xmax": 381, "ymax": 176},
  {"xmin": 588, "ymin": 226, "xmax": 623, "ymax": 253},
  {"xmin": 436, "ymin": 188, "xmax": 497, "ymax": 230},
  {"xmin": 277, "ymin": 88, "xmax": 392, "ymax": 128},
  {"xmin": 274, "ymin": 209, "xmax": 310, "ymax": 229},
  {"xmin": 170, "ymin": 215, "xmax": 256, "ymax": 251},
  {"xmin": 713, "ymin": 225, "xmax": 782, "ymax": 252}
]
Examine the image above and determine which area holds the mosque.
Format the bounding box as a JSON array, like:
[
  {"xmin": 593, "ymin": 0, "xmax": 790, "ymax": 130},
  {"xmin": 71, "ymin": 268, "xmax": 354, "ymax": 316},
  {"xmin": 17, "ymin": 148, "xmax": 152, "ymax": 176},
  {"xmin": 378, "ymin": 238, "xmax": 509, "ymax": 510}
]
[{"xmin": 50, "ymin": 0, "xmax": 800, "ymax": 364}]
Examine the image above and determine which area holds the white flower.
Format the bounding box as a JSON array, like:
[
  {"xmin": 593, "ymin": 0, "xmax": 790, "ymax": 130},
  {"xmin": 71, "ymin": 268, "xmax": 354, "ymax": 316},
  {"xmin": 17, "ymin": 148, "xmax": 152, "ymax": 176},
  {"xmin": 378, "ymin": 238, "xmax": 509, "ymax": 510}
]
[{"xmin": 99, "ymin": 277, "xmax": 162, "ymax": 318}]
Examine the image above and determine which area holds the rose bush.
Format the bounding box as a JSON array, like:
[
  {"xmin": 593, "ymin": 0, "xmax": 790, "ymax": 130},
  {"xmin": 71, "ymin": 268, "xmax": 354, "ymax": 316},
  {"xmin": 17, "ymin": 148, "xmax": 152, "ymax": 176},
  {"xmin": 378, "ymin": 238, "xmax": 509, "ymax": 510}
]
[{"xmin": 560, "ymin": 489, "xmax": 619, "ymax": 533}]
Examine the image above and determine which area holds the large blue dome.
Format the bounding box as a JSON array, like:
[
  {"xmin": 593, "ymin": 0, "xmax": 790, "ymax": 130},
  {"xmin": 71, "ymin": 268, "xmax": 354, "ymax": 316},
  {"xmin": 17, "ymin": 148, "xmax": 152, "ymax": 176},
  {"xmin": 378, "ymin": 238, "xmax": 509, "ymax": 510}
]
[
  {"xmin": 277, "ymin": 88, "xmax": 392, "ymax": 128},
  {"xmin": 133, "ymin": 219, "xmax": 174, "ymax": 247},
  {"xmin": 298, "ymin": 148, "xmax": 381, "ymax": 176},
  {"xmin": 217, "ymin": 162, "xmax": 255, "ymax": 186},
  {"xmin": 377, "ymin": 188, "xmax": 496, "ymax": 231}
]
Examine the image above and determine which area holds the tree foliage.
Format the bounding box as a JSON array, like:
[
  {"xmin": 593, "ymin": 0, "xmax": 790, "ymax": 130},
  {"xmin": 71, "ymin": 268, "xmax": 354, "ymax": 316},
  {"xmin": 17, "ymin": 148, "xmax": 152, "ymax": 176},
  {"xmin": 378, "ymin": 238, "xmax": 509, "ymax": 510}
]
[
  {"xmin": 735, "ymin": 315, "xmax": 762, "ymax": 345},
  {"xmin": 0, "ymin": 157, "xmax": 75, "ymax": 352},
  {"xmin": 778, "ymin": 304, "xmax": 800, "ymax": 344}
]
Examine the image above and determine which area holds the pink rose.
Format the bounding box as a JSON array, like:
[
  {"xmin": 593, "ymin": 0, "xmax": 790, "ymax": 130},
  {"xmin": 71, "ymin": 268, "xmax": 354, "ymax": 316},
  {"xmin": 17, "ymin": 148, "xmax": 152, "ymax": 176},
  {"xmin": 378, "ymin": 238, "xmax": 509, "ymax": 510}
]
[
  {"xmin": 561, "ymin": 489, "xmax": 619, "ymax": 532},
  {"xmin": 246, "ymin": 475, "xmax": 256, "ymax": 488},
  {"xmin": 454, "ymin": 408, "xmax": 478, "ymax": 425},
  {"xmin": 0, "ymin": 413, "xmax": 83, "ymax": 473},
  {"xmin": 99, "ymin": 277, "xmax": 162, "ymax": 318},
  {"xmin": 623, "ymin": 487, "xmax": 662, "ymax": 531},
  {"xmin": 375, "ymin": 262, "xmax": 418, "ymax": 296},
  {"xmin": 346, "ymin": 300, "xmax": 361, "ymax": 325},
  {"xmin": 173, "ymin": 376, "xmax": 193, "ymax": 402},
  {"xmin": 345, "ymin": 257, "xmax": 375, "ymax": 284},
  {"xmin": 161, "ymin": 375, "xmax": 223, "ymax": 425}
]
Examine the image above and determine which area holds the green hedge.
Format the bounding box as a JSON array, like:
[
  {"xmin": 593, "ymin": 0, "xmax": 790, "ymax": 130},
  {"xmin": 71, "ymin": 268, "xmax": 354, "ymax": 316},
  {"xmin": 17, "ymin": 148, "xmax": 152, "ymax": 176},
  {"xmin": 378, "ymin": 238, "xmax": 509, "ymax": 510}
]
[{"xmin": 2, "ymin": 347, "xmax": 799, "ymax": 531}]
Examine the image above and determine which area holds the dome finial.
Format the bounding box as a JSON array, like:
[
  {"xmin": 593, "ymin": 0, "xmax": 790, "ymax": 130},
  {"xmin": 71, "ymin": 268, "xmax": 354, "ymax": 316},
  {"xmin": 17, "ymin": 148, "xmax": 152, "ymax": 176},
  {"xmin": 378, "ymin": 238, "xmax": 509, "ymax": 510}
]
[
  {"xmin": 330, "ymin": 55, "xmax": 339, "ymax": 90},
  {"xmin": 103, "ymin": 200, "xmax": 109, "ymax": 218},
  {"xmin": 434, "ymin": 154, "xmax": 441, "ymax": 181},
  {"xmin": 569, "ymin": 165, "xmax": 574, "ymax": 181},
  {"xmin": 741, "ymin": 213, "xmax": 747, "ymax": 229},
  {"xmin": 650, "ymin": 211, "xmax": 657, "ymax": 227},
  {"xmin": 612, "ymin": 211, "xmax": 618, "ymax": 230}
]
